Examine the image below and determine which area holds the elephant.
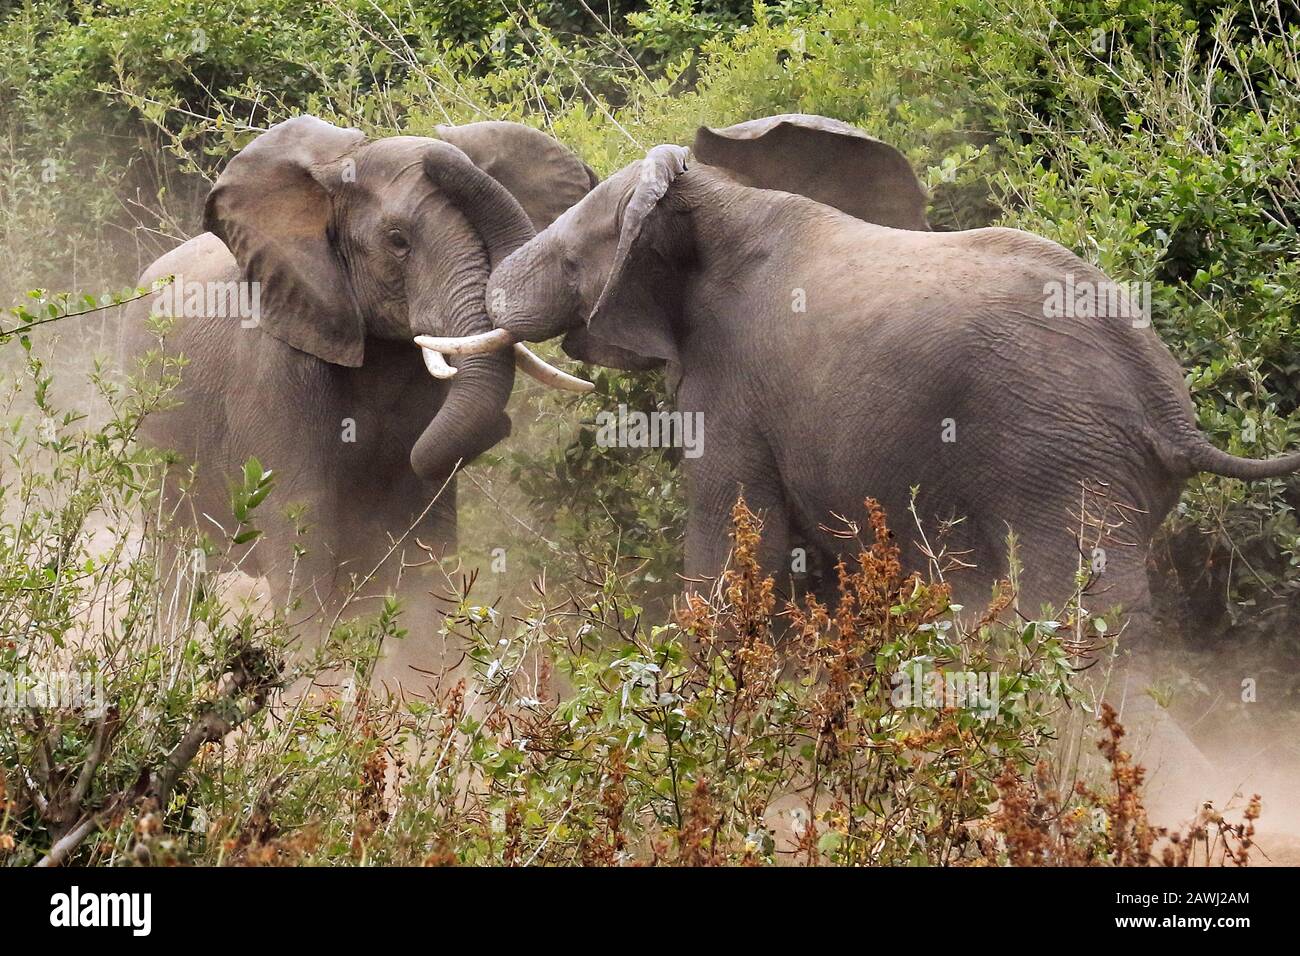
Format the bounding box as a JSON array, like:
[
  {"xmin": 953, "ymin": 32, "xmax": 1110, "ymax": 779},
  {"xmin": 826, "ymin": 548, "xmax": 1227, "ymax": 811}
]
[
  {"xmin": 422, "ymin": 114, "xmax": 1300, "ymax": 638},
  {"xmin": 124, "ymin": 115, "xmax": 595, "ymax": 625}
]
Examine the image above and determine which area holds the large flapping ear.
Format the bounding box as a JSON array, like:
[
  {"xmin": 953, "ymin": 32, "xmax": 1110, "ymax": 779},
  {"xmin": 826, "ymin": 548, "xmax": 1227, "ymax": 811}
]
[
  {"xmin": 693, "ymin": 113, "xmax": 929, "ymax": 230},
  {"xmin": 435, "ymin": 121, "xmax": 598, "ymax": 231},
  {"xmin": 203, "ymin": 115, "xmax": 368, "ymax": 366},
  {"xmin": 586, "ymin": 145, "xmax": 690, "ymax": 369}
]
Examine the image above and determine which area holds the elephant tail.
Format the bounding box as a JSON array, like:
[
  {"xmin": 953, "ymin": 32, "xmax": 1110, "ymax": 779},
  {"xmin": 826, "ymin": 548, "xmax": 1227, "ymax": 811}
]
[{"xmin": 1179, "ymin": 436, "xmax": 1300, "ymax": 480}]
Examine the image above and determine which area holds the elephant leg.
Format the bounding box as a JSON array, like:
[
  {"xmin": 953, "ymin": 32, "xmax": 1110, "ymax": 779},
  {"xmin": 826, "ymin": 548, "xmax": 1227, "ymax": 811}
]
[
  {"xmin": 993, "ymin": 505, "xmax": 1212, "ymax": 808},
  {"xmin": 371, "ymin": 523, "xmax": 459, "ymax": 696},
  {"xmin": 1091, "ymin": 563, "xmax": 1156, "ymax": 644},
  {"xmin": 1100, "ymin": 661, "xmax": 1215, "ymax": 824},
  {"xmin": 683, "ymin": 444, "xmax": 792, "ymax": 588},
  {"xmin": 1064, "ymin": 544, "xmax": 1215, "ymax": 819}
]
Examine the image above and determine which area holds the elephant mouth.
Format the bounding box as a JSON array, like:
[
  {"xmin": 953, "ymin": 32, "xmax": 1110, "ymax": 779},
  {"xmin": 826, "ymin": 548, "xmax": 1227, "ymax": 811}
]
[{"xmin": 414, "ymin": 331, "xmax": 594, "ymax": 393}]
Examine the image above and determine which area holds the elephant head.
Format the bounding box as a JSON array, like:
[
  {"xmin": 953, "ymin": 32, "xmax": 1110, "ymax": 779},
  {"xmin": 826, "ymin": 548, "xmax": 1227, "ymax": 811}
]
[
  {"xmin": 203, "ymin": 115, "xmax": 593, "ymax": 483},
  {"xmin": 420, "ymin": 117, "xmax": 927, "ymax": 374}
]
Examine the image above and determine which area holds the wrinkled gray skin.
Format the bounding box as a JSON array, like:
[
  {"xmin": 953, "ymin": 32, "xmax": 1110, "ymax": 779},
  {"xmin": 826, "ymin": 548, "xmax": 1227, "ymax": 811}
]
[
  {"xmin": 484, "ymin": 115, "xmax": 1300, "ymax": 634},
  {"xmin": 124, "ymin": 116, "xmax": 595, "ymax": 613}
]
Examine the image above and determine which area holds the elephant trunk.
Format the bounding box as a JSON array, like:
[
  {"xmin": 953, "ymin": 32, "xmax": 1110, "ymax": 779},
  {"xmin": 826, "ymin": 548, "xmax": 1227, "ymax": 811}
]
[
  {"xmin": 407, "ymin": 144, "xmax": 537, "ymax": 482},
  {"xmin": 408, "ymin": 301, "xmax": 514, "ymax": 484},
  {"xmin": 485, "ymin": 240, "xmax": 579, "ymax": 344}
]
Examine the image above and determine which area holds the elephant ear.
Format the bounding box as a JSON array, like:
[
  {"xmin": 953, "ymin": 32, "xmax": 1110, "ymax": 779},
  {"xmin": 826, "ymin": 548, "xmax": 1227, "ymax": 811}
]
[
  {"xmin": 585, "ymin": 145, "xmax": 690, "ymax": 371},
  {"xmin": 693, "ymin": 113, "xmax": 929, "ymax": 230},
  {"xmin": 203, "ymin": 115, "xmax": 367, "ymax": 366},
  {"xmin": 435, "ymin": 121, "xmax": 597, "ymax": 232}
]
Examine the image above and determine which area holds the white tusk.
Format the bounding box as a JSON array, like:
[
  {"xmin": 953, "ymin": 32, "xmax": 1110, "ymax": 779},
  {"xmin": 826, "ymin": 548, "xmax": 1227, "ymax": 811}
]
[
  {"xmin": 513, "ymin": 343, "xmax": 595, "ymax": 393},
  {"xmin": 419, "ymin": 346, "xmax": 458, "ymax": 379},
  {"xmin": 413, "ymin": 328, "xmax": 514, "ymax": 356}
]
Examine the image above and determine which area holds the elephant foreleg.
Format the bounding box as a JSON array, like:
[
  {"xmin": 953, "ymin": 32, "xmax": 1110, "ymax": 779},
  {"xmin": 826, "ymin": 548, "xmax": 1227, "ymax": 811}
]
[{"xmin": 683, "ymin": 451, "xmax": 792, "ymax": 591}]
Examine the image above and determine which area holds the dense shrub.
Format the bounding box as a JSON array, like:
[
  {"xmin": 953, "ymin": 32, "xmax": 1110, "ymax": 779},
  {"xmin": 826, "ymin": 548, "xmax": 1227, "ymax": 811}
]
[
  {"xmin": 0, "ymin": 339, "xmax": 1227, "ymax": 865},
  {"xmin": 0, "ymin": 350, "xmax": 1256, "ymax": 864}
]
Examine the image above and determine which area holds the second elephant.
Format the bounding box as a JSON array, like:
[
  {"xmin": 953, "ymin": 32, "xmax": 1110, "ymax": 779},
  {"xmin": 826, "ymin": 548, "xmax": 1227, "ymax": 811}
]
[{"xmin": 425, "ymin": 116, "xmax": 1300, "ymax": 630}]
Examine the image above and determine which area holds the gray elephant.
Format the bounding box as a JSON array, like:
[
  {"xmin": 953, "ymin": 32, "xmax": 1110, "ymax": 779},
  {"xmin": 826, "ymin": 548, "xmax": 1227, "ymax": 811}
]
[
  {"xmin": 125, "ymin": 116, "xmax": 593, "ymax": 615},
  {"xmin": 423, "ymin": 115, "xmax": 1300, "ymax": 632}
]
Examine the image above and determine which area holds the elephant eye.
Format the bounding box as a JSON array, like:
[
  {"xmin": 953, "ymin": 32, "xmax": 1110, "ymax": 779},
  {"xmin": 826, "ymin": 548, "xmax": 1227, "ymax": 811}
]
[{"xmin": 385, "ymin": 228, "xmax": 411, "ymax": 257}]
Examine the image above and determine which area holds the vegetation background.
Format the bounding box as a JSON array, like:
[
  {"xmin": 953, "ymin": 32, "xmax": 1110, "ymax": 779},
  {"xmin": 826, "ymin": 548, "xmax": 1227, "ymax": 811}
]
[{"xmin": 0, "ymin": 0, "xmax": 1295, "ymax": 865}]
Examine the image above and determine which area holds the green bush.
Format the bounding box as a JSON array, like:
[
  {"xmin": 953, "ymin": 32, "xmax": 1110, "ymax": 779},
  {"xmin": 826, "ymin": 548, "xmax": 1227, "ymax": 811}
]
[{"xmin": 0, "ymin": 344, "xmax": 1107, "ymax": 866}]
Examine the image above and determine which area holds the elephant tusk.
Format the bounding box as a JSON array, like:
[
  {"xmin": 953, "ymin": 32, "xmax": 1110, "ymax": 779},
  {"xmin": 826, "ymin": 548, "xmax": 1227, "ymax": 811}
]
[
  {"xmin": 419, "ymin": 346, "xmax": 458, "ymax": 379},
  {"xmin": 414, "ymin": 329, "xmax": 515, "ymax": 356},
  {"xmin": 513, "ymin": 343, "xmax": 595, "ymax": 393}
]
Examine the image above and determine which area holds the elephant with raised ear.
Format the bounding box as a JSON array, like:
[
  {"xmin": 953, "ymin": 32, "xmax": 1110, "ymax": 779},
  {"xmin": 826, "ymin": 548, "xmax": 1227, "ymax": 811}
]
[
  {"xmin": 430, "ymin": 117, "xmax": 1300, "ymax": 638},
  {"xmin": 125, "ymin": 115, "xmax": 594, "ymax": 623}
]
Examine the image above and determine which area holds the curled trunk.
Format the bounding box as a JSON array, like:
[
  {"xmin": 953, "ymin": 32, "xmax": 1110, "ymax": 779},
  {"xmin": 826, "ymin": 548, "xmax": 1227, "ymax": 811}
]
[{"xmin": 407, "ymin": 143, "xmax": 537, "ymax": 481}]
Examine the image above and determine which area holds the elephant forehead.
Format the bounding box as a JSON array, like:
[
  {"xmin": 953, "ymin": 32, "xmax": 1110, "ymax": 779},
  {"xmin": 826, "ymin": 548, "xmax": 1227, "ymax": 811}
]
[
  {"xmin": 353, "ymin": 138, "xmax": 439, "ymax": 183},
  {"xmin": 343, "ymin": 161, "xmax": 458, "ymax": 223}
]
